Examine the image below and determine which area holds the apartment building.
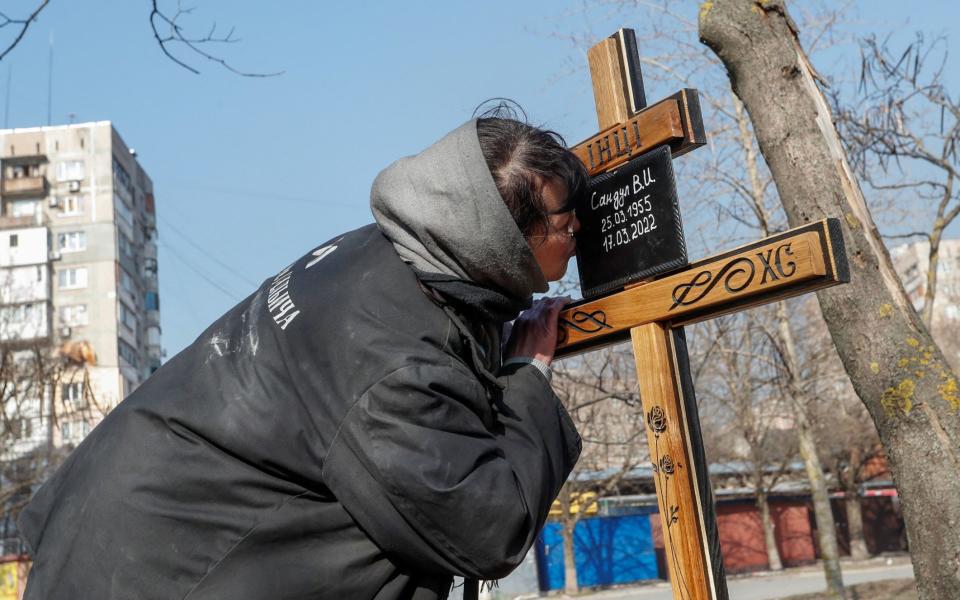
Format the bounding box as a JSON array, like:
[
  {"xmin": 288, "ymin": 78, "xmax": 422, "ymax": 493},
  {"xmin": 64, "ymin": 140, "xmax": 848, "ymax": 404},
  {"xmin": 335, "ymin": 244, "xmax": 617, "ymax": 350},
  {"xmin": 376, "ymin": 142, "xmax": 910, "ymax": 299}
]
[
  {"xmin": 890, "ymin": 239, "xmax": 960, "ymax": 321},
  {"xmin": 0, "ymin": 121, "xmax": 161, "ymax": 456},
  {"xmin": 890, "ymin": 238, "xmax": 960, "ymax": 370}
]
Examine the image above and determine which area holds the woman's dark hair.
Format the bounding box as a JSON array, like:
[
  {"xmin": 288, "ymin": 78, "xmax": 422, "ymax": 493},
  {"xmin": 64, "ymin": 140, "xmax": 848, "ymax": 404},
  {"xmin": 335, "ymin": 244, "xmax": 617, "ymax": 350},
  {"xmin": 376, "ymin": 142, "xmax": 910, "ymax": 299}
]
[{"xmin": 474, "ymin": 100, "xmax": 589, "ymax": 240}]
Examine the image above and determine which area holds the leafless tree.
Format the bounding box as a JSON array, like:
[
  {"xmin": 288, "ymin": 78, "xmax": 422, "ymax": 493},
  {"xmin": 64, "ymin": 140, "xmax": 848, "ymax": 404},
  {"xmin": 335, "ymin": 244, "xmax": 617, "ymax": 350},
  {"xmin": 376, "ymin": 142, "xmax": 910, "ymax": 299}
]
[
  {"xmin": 0, "ymin": 335, "xmax": 100, "ymax": 553},
  {"xmin": 0, "ymin": 1, "xmax": 49, "ymax": 62},
  {"xmin": 783, "ymin": 292, "xmax": 887, "ymax": 563},
  {"xmin": 813, "ymin": 389, "xmax": 883, "ymax": 561},
  {"xmin": 834, "ymin": 34, "xmax": 960, "ymax": 327},
  {"xmin": 552, "ymin": 345, "xmax": 649, "ymax": 594},
  {"xmin": 557, "ymin": 3, "xmax": 853, "ymax": 595},
  {"xmin": 697, "ymin": 312, "xmax": 796, "ymax": 571},
  {"xmin": 0, "ymin": 1, "xmax": 279, "ymax": 76},
  {"xmin": 700, "ymin": 2, "xmax": 960, "ymax": 597},
  {"xmin": 0, "ymin": 259, "xmax": 104, "ymax": 550}
]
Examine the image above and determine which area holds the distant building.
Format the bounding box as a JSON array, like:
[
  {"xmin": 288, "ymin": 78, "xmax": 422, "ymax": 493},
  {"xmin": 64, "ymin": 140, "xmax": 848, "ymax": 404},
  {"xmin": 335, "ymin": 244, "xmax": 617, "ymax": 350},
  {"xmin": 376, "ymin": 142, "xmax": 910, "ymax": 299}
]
[
  {"xmin": 890, "ymin": 239, "xmax": 960, "ymax": 321},
  {"xmin": 890, "ymin": 239, "xmax": 960, "ymax": 369},
  {"xmin": 0, "ymin": 122, "xmax": 160, "ymax": 457}
]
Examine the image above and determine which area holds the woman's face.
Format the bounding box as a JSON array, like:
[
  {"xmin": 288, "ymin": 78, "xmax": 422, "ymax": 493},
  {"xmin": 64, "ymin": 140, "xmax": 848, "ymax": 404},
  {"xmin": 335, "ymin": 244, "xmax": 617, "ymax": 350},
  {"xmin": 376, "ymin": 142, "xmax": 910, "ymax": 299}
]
[{"xmin": 528, "ymin": 178, "xmax": 580, "ymax": 282}]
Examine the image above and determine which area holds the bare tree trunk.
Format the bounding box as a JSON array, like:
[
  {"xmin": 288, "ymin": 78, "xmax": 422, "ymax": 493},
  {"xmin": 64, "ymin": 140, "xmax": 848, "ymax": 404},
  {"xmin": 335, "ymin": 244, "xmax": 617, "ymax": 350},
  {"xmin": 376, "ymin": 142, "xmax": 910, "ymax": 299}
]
[
  {"xmin": 700, "ymin": 3, "xmax": 960, "ymax": 598},
  {"xmin": 45, "ymin": 372, "xmax": 55, "ymax": 453},
  {"xmin": 843, "ymin": 445, "xmax": 869, "ymax": 561},
  {"xmin": 922, "ymin": 172, "xmax": 955, "ymax": 327},
  {"xmin": 921, "ymin": 231, "xmax": 942, "ymax": 327},
  {"xmin": 845, "ymin": 491, "xmax": 869, "ymax": 561},
  {"xmin": 757, "ymin": 490, "xmax": 783, "ymax": 571},
  {"xmin": 774, "ymin": 303, "xmax": 845, "ymax": 598},
  {"xmin": 796, "ymin": 413, "xmax": 846, "ymax": 598},
  {"xmin": 558, "ymin": 484, "xmax": 580, "ymax": 595}
]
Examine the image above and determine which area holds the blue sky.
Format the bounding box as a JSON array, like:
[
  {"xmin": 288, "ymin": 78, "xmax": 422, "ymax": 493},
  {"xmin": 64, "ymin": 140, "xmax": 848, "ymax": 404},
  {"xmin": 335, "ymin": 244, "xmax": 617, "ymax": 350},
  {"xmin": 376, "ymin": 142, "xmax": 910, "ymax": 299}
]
[{"xmin": 2, "ymin": 1, "xmax": 958, "ymax": 357}]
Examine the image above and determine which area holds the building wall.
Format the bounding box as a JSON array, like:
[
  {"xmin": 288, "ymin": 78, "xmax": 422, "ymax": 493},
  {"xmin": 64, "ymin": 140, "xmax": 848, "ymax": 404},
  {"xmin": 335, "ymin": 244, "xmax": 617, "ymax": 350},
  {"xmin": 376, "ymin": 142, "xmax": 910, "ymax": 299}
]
[
  {"xmin": 0, "ymin": 265, "xmax": 49, "ymax": 305},
  {"xmin": 713, "ymin": 495, "xmax": 906, "ymax": 574},
  {"xmin": 861, "ymin": 497, "xmax": 908, "ymax": 555},
  {"xmin": 771, "ymin": 501, "xmax": 817, "ymax": 566},
  {"xmin": 0, "ymin": 227, "xmax": 47, "ymax": 268},
  {"xmin": 0, "ymin": 121, "xmax": 161, "ymax": 458},
  {"xmin": 537, "ymin": 514, "xmax": 658, "ymax": 591},
  {"xmin": 891, "ymin": 239, "xmax": 960, "ymax": 319},
  {"xmin": 716, "ymin": 501, "xmax": 768, "ymax": 572},
  {"xmin": 0, "ymin": 225, "xmax": 51, "ymax": 343},
  {"xmin": 890, "ymin": 239, "xmax": 960, "ymax": 367},
  {"xmin": 711, "ymin": 499, "xmax": 819, "ymax": 573},
  {"xmin": 542, "ymin": 487, "xmax": 908, "ymax": 588},
  {"xmin": 890, "ymin": 240, "xmax": 960, "ymax": 308}
]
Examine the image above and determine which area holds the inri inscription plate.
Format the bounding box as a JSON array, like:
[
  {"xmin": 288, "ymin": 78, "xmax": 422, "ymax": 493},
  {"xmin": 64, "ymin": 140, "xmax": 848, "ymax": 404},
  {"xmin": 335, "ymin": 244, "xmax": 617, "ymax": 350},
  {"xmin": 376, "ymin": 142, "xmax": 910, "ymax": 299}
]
[{"xmin": 575, "ymin": 145, "xmax": 687, "ymax": 298}]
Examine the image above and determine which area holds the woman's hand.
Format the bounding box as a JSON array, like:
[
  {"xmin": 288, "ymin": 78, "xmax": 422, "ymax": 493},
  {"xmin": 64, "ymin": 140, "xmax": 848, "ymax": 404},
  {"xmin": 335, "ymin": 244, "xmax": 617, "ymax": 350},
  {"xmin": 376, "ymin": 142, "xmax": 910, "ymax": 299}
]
[{"xmin": 503, "ymin": 297, "xmax": 570, "ymax": 366}]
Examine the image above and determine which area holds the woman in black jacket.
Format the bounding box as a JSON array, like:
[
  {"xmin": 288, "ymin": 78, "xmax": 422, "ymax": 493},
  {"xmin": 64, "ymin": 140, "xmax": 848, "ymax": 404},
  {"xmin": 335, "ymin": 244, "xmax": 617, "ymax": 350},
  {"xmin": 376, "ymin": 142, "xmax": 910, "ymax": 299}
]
[{"xmin": 19, "ymin": 111, "xmax": 586, "ymax": 599}]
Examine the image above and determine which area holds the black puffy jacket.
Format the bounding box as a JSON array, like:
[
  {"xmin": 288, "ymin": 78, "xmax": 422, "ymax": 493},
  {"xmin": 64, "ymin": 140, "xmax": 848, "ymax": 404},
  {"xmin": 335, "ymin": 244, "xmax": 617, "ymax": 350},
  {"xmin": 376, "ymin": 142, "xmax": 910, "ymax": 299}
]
[{"xmin": 19, "ymin": 224, "xmax": 581, "ymax": 599}]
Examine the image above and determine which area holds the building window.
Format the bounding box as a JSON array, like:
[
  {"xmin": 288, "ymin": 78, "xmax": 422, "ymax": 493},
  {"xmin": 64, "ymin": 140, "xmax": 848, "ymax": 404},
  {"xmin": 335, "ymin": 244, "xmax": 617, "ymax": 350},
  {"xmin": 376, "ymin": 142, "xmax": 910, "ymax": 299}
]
[
  {"xmin": 123, "ymin": 377, "xmax": 137, "ymax": 397},
  {"xmin": 115, "ymin": 196, "xmax": 134, "ymax": 226},
  {"xmin": 118, "ymin": 231, "xmax": 135, "ymax": 260},
  {"xmin": 9, "ymin": 199, "xmax": 39, "ymax": 218},
  {"xmin": 56, "ymin": 160, "xmax": 85, "ymax": 182},
  {"xmin": 7, "ymin": 163, "xmax": 42, "ymax": 179},
  {"xmin": 11, "ymin": 417, "xmax": 34, "ymax": 440},
  {"xmin": 145, "ymin": 291, "xmax": 160, "ymax": 312},
  {"xmin": 118, "ymin": 302, "xmax": 137, "ymax": 331},
  {"xmin": 2, "ymin": 303, "xmax": 39, "ymax": 322},
  {"xmin": 118, "ymin": 339, "xmax": 139, "ymax": 368},
  {"xmin": 60, "ymin": 304, "xmax": 88, "ymax": 326},
  {"xmin": 112, "ymin": 157, "xmax": 134, "ymax": 198},
  {"xmin": 143, "ymin": 257, "xmax": 158, "ymax": 276},
  {"xmin": 58, "ymin": 267, "xmax": 88, "ymax": 290},
  {"xmin": 58, "ymin": 231, "xmax": 87, "ymax": 253},
  {"xmin": 60, "ymin": 196, "xmax": 84, "ymax": 216},
  {"xmin": 62, "ymin": 382, "xmax": 86, "ymax": 410},
  {"xmin": 9, "ymin": 235, "xmax": 17, "ymax": 248},
  {"xmin": 120, "ymin": 268, "xmax": 136, "ymax": 295}
]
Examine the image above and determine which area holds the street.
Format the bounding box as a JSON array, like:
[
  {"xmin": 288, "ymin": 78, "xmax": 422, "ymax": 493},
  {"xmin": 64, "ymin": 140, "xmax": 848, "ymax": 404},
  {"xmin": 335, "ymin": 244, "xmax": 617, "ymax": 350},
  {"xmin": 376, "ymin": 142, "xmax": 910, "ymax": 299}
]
[{"xmin": 570, "ymin": 563, "xmax": 915, "ymax": 600}]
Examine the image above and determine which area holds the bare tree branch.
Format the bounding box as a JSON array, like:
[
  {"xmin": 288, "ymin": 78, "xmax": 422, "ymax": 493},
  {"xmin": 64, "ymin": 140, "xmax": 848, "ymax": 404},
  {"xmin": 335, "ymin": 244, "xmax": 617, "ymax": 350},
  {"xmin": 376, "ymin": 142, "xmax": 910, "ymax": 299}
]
[
  {"xmin": 0, "ymin": 1, "xmax": 49, "ymax": 62},
  {"xmin": 835, "ymin": 33, "xmax": 960, "ymax": 326},
  {"xmin": 149, "ymin": 0, "xmax": 283, "ymax": 77}
]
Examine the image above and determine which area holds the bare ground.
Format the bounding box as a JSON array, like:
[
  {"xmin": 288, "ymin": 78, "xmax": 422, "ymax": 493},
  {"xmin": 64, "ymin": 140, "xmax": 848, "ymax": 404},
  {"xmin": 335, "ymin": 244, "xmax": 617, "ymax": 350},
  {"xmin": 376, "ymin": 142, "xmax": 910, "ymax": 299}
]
[{"xmin": 784, "ymin": 578, "xmax": 918, "ymax": 600}]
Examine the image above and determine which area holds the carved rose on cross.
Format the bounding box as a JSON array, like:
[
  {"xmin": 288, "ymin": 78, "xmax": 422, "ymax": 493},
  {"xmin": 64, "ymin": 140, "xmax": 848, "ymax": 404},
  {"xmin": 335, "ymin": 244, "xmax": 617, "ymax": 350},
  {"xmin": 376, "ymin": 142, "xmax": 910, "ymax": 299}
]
[
  {"xmin": 647, "ymin": 406, "xmax": 667, "ymax": 433},
  {"xmin": 659, "ymin": 455, "xmax": 676, "ymax": 475}
]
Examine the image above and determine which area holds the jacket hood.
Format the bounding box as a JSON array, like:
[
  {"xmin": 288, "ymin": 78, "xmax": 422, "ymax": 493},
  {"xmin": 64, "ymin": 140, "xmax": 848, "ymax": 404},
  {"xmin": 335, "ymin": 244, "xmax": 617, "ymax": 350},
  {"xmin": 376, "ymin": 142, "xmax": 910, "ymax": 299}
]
[{"xmin": 371, "ymin": 119, "xmax": 548, "ymax": 300}]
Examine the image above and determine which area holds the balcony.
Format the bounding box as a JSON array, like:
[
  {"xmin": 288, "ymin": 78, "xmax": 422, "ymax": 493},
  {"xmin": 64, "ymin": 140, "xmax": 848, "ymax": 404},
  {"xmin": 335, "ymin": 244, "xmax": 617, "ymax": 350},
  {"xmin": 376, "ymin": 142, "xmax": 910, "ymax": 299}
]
[
  {"xmin": 0, "ymin": 213, "xmax": 45, "ymax": 230},
  {"xmin": 1, "ymin": 176, "xmax": 47, "ymax": 199},
  {"xmin": 145, "ymin": 309, "xmax": 161, "ymax": 328},
  {"xmin": 0, "ymin": 301, "xmax": 52, "ymax": 345}
]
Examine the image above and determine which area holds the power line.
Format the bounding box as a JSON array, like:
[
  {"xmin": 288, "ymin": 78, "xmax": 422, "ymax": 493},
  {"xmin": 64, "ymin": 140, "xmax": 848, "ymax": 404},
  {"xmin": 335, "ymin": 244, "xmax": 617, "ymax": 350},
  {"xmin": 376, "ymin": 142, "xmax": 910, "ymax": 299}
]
[
  {"xmin": 158, "ymin": 215, "xmax": 260, "ymax": 288},
  {"xmin": 158, "ymin": 238, "xmax": 242, "ymax": 302},
  {"xmin": 46, "ymin": 32, "xmax": 53, "ymax": 126},
  {"xmin": 165, "ymin": 180, "xmax": 359, "ymax": 208},
  {"xmin": 4, "ymin": 65, "xmax": 11, "ymax": 128}
]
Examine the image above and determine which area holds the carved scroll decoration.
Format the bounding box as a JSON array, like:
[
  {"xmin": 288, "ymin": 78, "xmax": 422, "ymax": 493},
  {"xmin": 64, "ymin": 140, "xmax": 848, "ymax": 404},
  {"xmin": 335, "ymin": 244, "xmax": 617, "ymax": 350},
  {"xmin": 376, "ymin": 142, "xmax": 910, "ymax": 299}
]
[
  {"xmin": 557, "ymin": 309, "xmax": 613, "ymax": 344},
  {"xmin": 670, "ymin": 241, "xmax": 798, "ymax": 310}
]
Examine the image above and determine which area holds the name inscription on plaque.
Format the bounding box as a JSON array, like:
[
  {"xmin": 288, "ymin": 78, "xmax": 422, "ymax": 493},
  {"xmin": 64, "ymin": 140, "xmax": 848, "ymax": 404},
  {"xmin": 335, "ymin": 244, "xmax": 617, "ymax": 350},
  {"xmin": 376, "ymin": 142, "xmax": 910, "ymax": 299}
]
[{"xmin": 575, "ymin": 145, "xmax": 688, "ymax": 298}]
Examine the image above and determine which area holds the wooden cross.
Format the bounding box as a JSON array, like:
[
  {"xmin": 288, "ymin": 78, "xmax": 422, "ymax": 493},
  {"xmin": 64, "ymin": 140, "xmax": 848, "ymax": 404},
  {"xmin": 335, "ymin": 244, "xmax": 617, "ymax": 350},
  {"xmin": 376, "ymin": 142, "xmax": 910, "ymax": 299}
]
[{"xmin": 556, "ymin": 30, "xmax": 849, "ymax": 600}]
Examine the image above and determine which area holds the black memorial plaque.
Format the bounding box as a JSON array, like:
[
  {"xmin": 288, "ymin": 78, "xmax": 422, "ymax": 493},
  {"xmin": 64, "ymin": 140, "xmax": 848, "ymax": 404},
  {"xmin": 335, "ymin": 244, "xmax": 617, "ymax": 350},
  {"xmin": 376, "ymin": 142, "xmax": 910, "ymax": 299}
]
[{"xmin": 575, "ymin": 145, "xmax": 687, "ymax": 298}]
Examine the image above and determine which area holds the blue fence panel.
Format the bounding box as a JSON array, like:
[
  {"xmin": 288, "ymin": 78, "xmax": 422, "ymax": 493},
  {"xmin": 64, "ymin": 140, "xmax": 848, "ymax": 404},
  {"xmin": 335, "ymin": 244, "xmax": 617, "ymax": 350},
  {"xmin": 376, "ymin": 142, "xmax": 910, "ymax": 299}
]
[{"xmin": 535, "ymin": 513, "xmax": 658, "ymax": 591}]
